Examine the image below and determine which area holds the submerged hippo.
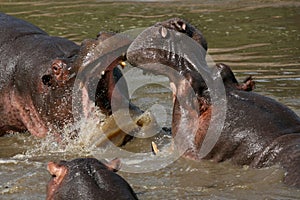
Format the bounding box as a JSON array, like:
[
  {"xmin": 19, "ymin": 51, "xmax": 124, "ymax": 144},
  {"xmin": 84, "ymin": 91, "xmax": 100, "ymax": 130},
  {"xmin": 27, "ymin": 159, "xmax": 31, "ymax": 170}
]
[
  {"xmin": 47, "ymin": 158, "xmax": 138, "ymax": 200},
  {"xmin": 126, "ymin": 18, "xmax": 300, "ymax": 187},
  {"xmin": 0, "ymin": 13, "xmax": 145, "ymax": 144}
]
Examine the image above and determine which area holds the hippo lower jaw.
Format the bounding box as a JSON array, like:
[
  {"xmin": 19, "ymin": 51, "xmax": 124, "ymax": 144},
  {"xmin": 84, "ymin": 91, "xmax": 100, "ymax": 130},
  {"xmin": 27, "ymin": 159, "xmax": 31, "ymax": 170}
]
[{"xmin": 7, "ymin": 93, "xmax": 50, "ymax": 137}]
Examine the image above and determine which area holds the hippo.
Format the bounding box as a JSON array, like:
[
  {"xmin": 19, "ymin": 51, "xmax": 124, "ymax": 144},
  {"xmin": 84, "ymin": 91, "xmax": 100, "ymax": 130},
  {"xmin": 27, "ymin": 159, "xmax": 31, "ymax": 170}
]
[
  {"xmin": 0, "ymin": 12, "xmax": 146, "ymax": 144},
  {"xmin": 126, "ymin": 18, "xmax": 300, "ymax": 187},
  {"xmin": 47, "ymin": 158, "xmax": 138, "ymax": 200}
]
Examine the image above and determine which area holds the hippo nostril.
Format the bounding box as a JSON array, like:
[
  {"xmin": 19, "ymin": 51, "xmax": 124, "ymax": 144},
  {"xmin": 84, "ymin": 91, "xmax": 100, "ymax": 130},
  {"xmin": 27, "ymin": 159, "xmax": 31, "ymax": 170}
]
[{"xmin": 42, "ymin": 75, "xmax": 53, "ymax": 86}]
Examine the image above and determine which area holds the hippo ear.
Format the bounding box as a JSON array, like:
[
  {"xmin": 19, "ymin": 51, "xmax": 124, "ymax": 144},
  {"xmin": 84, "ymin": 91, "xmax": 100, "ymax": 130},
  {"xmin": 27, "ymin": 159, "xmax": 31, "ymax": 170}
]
[
  {"xmin": 240, "ymin": 76, "xmax": 255, "ymax": 91},
  {"xmin": 51, "ymin": 59, "xmax": 70, "ymax": 84},
  {"xmin": 47, "ymin": 161, "xmax": 68, "ymax": 183},
  {"xmin": 42, "ymin": 59, "xmax": 70, "ymax": 87},
  {"xmin": 104, "ymin": 158, "xmax": 121, "ymax": 172}
]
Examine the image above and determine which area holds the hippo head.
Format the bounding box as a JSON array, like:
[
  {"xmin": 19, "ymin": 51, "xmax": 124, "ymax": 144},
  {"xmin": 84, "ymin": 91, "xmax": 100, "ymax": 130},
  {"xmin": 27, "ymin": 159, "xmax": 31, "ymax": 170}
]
[
  {"xmin": 46, "ymin": 158, "xmax": 138, "ymax": 200},
  {"xmin": 13, "ymin": 30, "xmax": 142, "ymax": 143},
  {"xmin": 9, "ymin": 35, "xmax": 80, "ymax": 138},
  {"xmin": 0, "ymin": 13, "xmax": 142, "ymax": 142},
  {"xmin": 126, "ymin": 18, "xmax": 254, "ymax": 158}
]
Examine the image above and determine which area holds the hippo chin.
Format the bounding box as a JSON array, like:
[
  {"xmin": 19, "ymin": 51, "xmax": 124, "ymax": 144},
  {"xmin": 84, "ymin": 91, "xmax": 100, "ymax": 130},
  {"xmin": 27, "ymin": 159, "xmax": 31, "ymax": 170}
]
[
  {"xmin": 126, "ymin": 18, "xmax": 300, "ymax": 187},
  {"xmin": 0, "ymin": 13, "xmax": 145, "ymax": 145}
]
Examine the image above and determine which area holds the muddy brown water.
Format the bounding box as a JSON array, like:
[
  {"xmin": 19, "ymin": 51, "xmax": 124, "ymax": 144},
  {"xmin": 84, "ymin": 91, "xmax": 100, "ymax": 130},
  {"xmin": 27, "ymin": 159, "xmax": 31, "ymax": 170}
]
[{"xmin": 0, "ymin": 0, "xmax": 300, "ymax": 199}]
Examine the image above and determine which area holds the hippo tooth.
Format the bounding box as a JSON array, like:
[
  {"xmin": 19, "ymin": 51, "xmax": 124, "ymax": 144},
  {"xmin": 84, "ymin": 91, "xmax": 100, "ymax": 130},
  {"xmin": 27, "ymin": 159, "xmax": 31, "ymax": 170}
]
[
  {"xmin": 121, "ymin": 52, "xmax": 126, "ymax": 60},
  {"xmin": 170, "ymin": 82, "xmax": 176, "ymax": 104},
  {"xmin": 160, "ymin": 27, "xmax": 168, "ymax": 38},
  {"xmin": 173, "ymin": 21, "xmax": 186, "ymax": 31},
  {"xmin": 181, "ymin": 23, "xmax": 186, "ymax": 31},
  {"xmin": 101, "ymin": 71, "xmax": 105, "ymax": 76},
  {"xmin": 69, "ymin": 72, "xmax": 76, "ymax": 79},
  {"xmin": 79, "ymin": 81, "xmax": 84, "ymax": 89},
  {"xmin": 151, "ymin": 141, "xmax": 159, "ymax": 155},
  {"xmin": 120, "ymin": 61, "xmax": 126, "ymax": 68}
]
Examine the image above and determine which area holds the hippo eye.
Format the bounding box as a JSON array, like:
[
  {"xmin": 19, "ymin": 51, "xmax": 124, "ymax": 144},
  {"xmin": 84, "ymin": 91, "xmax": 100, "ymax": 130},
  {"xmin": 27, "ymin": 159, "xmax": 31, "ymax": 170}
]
[{"xmin": 42, "ymin": 75, "xmax": 53, "ymax": 86}]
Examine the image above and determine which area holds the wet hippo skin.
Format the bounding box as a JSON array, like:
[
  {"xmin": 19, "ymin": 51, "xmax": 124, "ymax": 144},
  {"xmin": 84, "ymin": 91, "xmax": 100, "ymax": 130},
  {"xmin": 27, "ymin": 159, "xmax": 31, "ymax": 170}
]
[
  {"xmin": 127, "ymin": 18, "xmax": 300, "ymax": 187},
  {"xmin": 0, "ymin": 12, "xmax": 79, "ymax": 137},
  {"xmin": 0, "ymin": 12, "xmax": 139, "ymax": 140},
  {"xmin": 47, "ymin": 158, "xmax": 138, "ymax": 200}
]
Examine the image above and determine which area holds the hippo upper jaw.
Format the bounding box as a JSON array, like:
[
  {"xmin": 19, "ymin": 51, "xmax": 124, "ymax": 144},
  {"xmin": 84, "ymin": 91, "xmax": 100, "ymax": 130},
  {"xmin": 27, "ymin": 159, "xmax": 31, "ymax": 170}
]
[
  {"xmin": 73, "ymin": 32, "xmax": 133, "ymax": 117},
  {"xmin": 126, "ymin": 20, "xmax": 210, "ymax": 100}
]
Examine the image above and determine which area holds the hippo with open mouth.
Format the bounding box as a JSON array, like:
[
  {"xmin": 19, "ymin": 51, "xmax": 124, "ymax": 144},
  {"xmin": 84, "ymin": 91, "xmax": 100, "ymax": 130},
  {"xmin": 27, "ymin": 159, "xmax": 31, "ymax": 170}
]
[
  {"xmin": 126, "ymin": 18, "xmax": 300, "ymax": 187},
  {"xmin": 0, "ymin": 13, "xmax": 148, "ymax": 145}
]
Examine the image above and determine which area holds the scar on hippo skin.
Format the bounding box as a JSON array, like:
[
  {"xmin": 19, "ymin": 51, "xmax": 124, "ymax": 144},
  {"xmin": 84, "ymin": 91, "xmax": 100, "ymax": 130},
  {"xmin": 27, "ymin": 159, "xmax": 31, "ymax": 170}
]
[
  {"xmin": 47, "ymin": 158, "xmax": 138, "ymax": 200},
  {"xmin": 216, "ymin": 63, "xmax": 255, "ymax": 91}
]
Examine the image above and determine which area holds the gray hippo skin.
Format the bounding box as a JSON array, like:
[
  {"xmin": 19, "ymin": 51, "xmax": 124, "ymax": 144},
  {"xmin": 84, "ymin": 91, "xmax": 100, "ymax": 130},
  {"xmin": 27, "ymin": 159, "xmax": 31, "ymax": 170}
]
[
  {"xmin": 0, "ymin": 13, "xmax": 137, "ymax": 140},
  {"xmin": 0, "ymin": 13, "xmax": 78, "ymax": 137},
  {"xmin": 127, "ymin": 18, "xmax": 300, "ymax": 187},
  {"xmin": 47, "ymin": 158, "xmax": 138, "ymax": 200}
]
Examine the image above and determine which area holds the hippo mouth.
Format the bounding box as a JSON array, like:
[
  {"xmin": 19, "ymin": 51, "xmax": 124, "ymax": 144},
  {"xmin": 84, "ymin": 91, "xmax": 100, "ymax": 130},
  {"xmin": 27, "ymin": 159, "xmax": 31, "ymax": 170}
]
[
  {"xmin": 75, "ymin": 32, "xmax": 131, "ymax": 116},
  {"xmin": 73, "ymin": 32, "xmax": 159, "ymax": 147},
  {"xmin": 126, "ymin": 18, "xmax": 222, "ymax": 158},
  {"xmin": 125, "ymin": 19, "xmax": 256, "ymax": 158}
]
